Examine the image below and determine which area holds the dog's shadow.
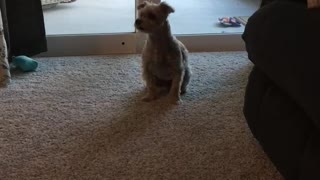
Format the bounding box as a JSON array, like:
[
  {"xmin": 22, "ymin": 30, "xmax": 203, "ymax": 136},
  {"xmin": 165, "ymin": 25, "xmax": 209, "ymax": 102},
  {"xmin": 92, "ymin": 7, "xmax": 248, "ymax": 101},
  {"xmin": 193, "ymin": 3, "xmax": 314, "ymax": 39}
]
[
  {"xmin": 67, "ymin": 89, "xmax": 176, "ymax": 170},
  {"xmin": 96, "ymin": 91, "xmax": 173, "ymax": 146}
]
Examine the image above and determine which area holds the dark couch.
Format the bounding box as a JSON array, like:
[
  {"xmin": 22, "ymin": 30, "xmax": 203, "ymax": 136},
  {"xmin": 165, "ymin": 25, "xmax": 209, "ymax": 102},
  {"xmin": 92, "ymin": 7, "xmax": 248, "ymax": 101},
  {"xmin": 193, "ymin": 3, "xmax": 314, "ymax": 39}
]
[{"xmin": 242, "ymin": 0, "xmax": 320, "ymax": 179}]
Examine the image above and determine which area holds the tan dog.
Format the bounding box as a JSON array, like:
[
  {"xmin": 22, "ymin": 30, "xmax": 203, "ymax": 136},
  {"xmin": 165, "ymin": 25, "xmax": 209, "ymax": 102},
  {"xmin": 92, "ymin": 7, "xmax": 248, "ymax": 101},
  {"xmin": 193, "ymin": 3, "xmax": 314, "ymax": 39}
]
[{"xmin": 135, "ymin": 1, "xmax": 191, "ymax": 104}]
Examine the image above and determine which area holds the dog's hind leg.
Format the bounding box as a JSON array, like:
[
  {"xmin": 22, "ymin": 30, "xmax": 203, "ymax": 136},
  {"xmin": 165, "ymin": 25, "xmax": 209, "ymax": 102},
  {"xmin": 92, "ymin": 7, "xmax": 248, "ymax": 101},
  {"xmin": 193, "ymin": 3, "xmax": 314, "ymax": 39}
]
[
  {"xmin": 181, "ymin": 67, "xmax": 191, "ymax": 94},
  {"xmin": 168, "ymin": 70, "xmax": 184, "ymax": 103}
]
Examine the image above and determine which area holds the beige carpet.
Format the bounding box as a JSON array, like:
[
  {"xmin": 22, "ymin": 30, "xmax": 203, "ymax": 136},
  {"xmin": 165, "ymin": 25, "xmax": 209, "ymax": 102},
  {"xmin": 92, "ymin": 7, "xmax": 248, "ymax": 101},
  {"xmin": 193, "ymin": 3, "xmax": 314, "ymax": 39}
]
[{"xmin": 0, "ymin": 52, "xmax": 282, "ymax": 180}]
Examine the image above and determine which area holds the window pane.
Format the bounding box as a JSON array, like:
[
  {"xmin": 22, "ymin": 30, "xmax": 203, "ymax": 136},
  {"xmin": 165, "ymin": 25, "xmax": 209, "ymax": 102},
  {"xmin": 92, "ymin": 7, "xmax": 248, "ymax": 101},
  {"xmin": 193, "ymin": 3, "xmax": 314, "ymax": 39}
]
[
  {"xmin": 43, "ymin": 0, "xmax": 135, "ymax": 35},
  {"xmin": 164, "ymin": 0, "xmax": 260, "ymax": 34}
]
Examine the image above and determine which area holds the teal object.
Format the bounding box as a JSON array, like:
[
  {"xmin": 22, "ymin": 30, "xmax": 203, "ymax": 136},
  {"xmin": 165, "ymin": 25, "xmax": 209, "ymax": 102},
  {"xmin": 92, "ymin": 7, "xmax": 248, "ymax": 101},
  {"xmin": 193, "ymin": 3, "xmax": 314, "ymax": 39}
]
[{"xmin": 12, "ymin": 56, "xmax": 38, "ymax": 72}]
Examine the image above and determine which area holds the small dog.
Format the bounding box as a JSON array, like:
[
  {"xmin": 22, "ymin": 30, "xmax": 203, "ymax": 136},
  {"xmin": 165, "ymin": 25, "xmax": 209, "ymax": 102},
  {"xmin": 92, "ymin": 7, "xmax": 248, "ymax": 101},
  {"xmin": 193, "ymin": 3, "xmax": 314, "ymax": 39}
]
[{"xmin": 135, "ymin": 1, "xmax": 191, "ymax": 104}]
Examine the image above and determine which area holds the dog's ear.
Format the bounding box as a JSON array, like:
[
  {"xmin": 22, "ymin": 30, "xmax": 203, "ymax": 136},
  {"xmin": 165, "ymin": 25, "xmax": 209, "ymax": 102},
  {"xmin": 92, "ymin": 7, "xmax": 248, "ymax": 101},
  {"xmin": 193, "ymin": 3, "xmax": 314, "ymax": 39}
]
[
  {"xmin": 160, "ymin": 2, "xmax": 175, "ymax": 14},
  {"xmin": 137, "ymin": 1, "xmax": 148, "ymax": 10}
]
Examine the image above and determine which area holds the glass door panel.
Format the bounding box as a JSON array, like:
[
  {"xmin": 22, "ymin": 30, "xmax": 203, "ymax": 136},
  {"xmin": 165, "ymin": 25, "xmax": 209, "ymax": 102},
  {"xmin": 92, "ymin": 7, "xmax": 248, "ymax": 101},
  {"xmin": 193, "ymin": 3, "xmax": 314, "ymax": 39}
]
[{"xmin": 42, "ymin": 0, "xmax": 136, "ymax": 35}]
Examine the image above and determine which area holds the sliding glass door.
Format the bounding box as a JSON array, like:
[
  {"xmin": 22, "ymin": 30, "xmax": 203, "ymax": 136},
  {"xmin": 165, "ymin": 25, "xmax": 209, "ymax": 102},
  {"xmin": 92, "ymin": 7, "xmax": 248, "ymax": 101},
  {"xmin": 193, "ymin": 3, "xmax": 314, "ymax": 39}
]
[
  {"xmin": 43, "ymin": 0, "xmax": 135, "ymax": 35},
  {"xmin": 41, "ymin": 0, "xmax": 138, "ymax": 56},
  {"xmin": 41, "ymin": 0, "xmax": 260, "ymax": 56},
  {"xmin": 162, "ymin": 0, "xmax": 259, "ymax": 35}
]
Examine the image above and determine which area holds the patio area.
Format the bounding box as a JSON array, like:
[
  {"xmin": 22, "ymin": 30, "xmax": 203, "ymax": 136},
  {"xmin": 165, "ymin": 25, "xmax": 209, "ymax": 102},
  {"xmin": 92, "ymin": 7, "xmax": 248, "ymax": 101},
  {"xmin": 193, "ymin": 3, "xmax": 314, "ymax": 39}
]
[{"xmin": 43, "ymin": 0, "xmax": 260, "ymax": 35}]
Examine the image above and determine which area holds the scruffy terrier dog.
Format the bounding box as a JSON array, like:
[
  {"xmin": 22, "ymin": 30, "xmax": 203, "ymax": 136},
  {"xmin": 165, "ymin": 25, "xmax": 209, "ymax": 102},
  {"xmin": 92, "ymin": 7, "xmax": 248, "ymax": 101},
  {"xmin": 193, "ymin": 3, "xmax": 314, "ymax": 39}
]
[{"xmin": 135, "ymin": 1, "xmax": 191, "ymax": 104}]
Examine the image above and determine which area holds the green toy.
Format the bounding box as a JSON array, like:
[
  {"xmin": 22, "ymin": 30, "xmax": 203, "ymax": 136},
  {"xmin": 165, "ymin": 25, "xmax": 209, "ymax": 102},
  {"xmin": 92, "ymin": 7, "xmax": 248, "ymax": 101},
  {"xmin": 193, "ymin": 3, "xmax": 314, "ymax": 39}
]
[{"xmin": 12, "ymin": 56, "xmax": 38, "ymax": 72}]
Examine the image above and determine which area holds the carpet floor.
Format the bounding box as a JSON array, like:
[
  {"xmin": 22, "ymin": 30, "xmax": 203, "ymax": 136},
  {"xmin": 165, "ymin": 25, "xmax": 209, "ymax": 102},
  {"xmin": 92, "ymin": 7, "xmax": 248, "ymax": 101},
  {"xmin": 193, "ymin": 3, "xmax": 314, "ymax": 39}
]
[{"xmin": 0, "ymin": 52, "xmax": 282, "ymax": 180}]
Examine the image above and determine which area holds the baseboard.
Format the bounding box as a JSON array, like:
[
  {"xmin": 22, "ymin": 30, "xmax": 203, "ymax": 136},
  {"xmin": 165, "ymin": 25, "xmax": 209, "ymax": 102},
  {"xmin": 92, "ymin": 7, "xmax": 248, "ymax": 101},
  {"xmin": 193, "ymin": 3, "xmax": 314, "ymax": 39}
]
[{"xmin": 38, "ymin": 33, "xmax": 245, "ymax": 57}]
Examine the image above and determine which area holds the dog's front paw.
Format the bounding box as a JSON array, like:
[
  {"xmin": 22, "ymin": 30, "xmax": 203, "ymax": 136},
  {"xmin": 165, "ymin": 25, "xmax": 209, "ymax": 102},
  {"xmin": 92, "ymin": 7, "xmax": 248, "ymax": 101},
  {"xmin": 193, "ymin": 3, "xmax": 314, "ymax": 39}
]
[
  {"xmin": 180, "ymin": 88, "xmax": 187, "ymax": 95},
  {"xmin": 142, "ymin": 94, "xmax": 156, "ymax": 102},
  {"xmin": 167, "ymin": 96, "xmax": 182, "ymax": 105}
]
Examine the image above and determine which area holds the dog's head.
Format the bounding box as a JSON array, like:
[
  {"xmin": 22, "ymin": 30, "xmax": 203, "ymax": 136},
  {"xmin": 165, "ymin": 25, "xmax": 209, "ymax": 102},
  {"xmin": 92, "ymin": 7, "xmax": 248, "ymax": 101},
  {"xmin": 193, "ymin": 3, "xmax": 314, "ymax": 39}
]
[{"xmin": 135, "ymin": 1, "xmax": 174, "ymax": 33}]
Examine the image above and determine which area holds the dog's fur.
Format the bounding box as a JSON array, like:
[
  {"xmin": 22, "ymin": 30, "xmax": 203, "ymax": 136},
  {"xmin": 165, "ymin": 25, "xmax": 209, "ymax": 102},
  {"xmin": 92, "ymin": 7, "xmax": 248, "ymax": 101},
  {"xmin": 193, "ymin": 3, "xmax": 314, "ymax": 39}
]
[{"xmin": 135, "ymin": 1, "xmax": 191, "ymax": 103}]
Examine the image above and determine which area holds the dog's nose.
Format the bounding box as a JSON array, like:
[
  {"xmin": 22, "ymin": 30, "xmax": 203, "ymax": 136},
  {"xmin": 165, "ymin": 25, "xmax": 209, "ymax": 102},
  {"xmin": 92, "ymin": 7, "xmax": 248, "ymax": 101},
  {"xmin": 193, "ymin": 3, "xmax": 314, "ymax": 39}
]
[{"xmin": 135, "ymin": 19, "xmax": 142, "ymax": 26}]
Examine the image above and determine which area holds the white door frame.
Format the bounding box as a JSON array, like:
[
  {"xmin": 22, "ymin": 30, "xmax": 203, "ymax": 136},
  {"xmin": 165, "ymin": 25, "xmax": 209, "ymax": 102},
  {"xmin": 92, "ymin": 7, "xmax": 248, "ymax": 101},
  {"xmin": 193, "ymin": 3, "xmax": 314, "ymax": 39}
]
[{"xmin": 39, "ymin": 0, "xmax": 245, "ymax": 57}]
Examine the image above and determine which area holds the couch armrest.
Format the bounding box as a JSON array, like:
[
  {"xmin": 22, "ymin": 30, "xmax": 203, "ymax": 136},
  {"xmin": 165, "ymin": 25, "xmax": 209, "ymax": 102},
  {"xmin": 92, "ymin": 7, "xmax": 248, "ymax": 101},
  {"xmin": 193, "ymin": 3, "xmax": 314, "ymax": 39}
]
[{"xmin": 242, "ymin": 1, "xmax": 320, "ymax": 128}]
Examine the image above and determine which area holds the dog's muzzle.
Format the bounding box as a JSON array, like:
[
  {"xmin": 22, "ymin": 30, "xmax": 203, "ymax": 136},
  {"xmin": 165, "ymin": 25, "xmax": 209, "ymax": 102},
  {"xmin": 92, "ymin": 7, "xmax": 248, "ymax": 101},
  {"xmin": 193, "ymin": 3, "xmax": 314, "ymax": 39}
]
[
  {"xmin": 135, "ymin": 19, "xmax": 144, "ymax": 31},
  {"xmin": 135, "ymin": 19, "xmax": 142, "ymax": 26}
]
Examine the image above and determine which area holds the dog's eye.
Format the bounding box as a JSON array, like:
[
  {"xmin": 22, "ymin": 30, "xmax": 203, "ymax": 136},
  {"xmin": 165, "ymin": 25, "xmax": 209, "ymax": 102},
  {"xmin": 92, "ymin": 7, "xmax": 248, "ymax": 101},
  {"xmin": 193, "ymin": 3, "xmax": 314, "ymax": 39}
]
[
  {"xmin": 137, "ymin": 2, "xmax": 146, "ymax": 10},
  {"xmin": 148, "ymin": 13, "xmax": 157, "ymax": 20}
]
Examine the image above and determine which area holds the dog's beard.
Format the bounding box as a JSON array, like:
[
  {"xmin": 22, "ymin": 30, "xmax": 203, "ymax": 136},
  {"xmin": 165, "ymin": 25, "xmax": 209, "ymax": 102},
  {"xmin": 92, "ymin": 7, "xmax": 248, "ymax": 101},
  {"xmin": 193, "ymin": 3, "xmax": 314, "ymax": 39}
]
[
  {"xmin": 136, "ymin": 26, "xmax": 145, "ymax": 31},
  {"xmin": 134, "ymin": 22, "xmax": 146, "ymax": 32}
]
